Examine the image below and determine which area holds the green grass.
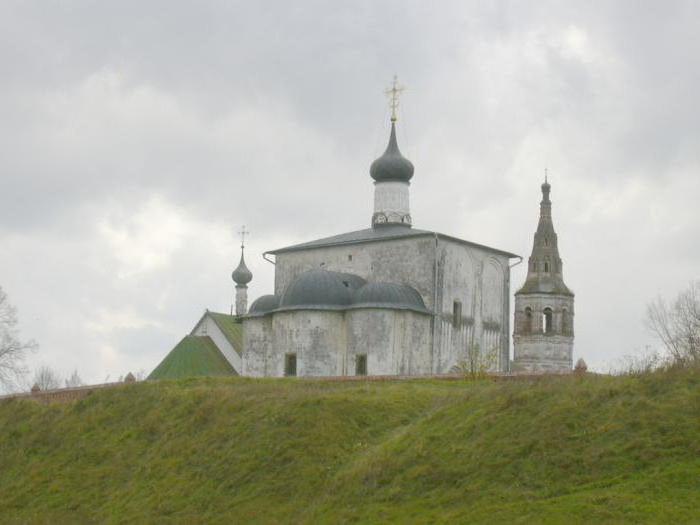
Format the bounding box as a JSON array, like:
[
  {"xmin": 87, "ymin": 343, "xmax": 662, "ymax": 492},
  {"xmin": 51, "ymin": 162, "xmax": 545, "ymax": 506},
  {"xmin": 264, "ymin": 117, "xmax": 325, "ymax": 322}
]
[{"xmin": 0, "ymin": 368, "xmax": 698, "ymax": 524}]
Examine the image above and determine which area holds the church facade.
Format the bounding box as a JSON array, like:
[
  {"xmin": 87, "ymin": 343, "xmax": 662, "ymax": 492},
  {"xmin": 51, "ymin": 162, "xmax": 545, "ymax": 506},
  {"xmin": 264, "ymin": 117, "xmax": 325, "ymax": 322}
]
[
  {"xmin": 239, "ymin": 115, "xmax": 519, "ymax": 377},
  {"xmin": 150, "ymin": 91, "xmax": 576, "ymax": 380}
]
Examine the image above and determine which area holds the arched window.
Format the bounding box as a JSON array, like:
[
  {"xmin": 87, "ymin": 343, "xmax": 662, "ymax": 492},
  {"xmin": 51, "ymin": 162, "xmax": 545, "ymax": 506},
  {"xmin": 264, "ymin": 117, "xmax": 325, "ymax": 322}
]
[
  {"xmin": 543, "ymin": 308, "xmax": 553, "ymax": 334},
  {"xmin": 453, "ymin": 300, "xmax": 462, "ymax": 328},
  {"xmin": 544, "ymin": 262, "xmax": 549, "ymax": 273},
  {"xmin": 544, "ymin": 237, "xmax": 549, "ymax": 247},
  {"xmin": 524, "ymin": 307, "xmax": 533, "ymax": 334}
]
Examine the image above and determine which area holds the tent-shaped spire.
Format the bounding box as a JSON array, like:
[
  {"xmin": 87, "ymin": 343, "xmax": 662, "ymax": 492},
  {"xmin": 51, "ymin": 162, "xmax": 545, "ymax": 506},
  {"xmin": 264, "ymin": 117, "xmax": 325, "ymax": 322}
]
[{"xmin": 517, "ymin": 178, "xmax": 573, "ymax": 296}]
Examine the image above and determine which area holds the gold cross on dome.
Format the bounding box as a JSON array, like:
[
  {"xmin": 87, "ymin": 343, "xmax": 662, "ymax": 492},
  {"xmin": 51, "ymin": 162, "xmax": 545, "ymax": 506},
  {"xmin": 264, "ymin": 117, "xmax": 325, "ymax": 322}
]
[
  {"xmin": 385, "ymin": 75, "xmax": 404, "ymax": 122},
  {"xmin": 238, "ymin": 225, "xmax": 249, "ymax": 248}
]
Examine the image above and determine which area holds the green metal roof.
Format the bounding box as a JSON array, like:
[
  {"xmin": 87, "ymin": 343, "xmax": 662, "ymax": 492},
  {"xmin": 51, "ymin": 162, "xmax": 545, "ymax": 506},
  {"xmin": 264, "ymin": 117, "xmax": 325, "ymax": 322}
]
[
  {"xmin": 148, "ymin": 335, "xmax": 237, "ymax": 380},
  {"xmin": 205, "ymin": 312, "xmax": 244, "ymax": 356}
]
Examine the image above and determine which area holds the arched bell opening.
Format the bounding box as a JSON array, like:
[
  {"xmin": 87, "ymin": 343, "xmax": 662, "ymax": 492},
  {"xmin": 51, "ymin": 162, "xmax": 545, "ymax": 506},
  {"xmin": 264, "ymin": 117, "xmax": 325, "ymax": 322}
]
[{"xmin": 543, "ymin": 307, "xmax": 553, "ymax": 334}]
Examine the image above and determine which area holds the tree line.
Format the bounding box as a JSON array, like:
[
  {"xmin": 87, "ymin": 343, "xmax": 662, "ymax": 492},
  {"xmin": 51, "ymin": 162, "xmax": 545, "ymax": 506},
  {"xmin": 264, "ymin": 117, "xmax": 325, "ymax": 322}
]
[{"xmin": 1, "ymin": 280, "xmax": 698, "ymax": 390}]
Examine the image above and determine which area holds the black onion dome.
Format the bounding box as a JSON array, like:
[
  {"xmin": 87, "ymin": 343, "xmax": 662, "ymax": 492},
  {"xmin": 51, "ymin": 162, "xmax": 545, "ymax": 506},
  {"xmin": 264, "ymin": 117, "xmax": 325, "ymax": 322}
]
[
  {"xmin": 248, "ymin": 294, "xmax": 280, "ymax": 315},
  {"xmin": 231, "ymin": 252, "xmax": 253, "ymax": 285},
  {"xmin": 370, "ymin": 122, "xmax": 414, "ymax": 182},
  {"xmin": 352, "ymin": 282, "xmax": 428, "ymax": 312},
  {"xmin": 279, "ymin": 269, "xmax": 366, "ymax": 309}
]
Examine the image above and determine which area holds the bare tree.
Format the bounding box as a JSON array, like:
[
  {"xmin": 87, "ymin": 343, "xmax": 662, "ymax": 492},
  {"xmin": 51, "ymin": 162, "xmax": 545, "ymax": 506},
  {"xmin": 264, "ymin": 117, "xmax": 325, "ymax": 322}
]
[
  {"xmin": 451, "ymin": 342, "xmax": 498, "ymax": 379},
  {"xmin": 32, "ymin": 365, "xmax": 62, "ymax": 391},
  {"xmin": 646, "ymin": 281, "xmax": 700, "ymax": 366},
  {"xmin": 0, "ymin": 287, "xmax": 37, "ymax": 391},
  {"xmin": 64, "ymin": 369, "xmax": 83, "ymax": 388}
]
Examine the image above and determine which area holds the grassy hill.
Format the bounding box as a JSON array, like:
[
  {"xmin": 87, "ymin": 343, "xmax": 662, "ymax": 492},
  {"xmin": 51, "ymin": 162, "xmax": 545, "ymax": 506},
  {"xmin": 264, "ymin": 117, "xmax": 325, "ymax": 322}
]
[{"xmin": 0, "ymin": 368, "xmax": 698, "ymax": 524}]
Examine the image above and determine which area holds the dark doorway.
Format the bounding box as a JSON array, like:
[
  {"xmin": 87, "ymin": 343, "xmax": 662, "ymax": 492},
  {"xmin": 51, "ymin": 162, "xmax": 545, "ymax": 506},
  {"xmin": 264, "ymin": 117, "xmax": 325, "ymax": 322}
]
[
  {"xmin": 285, "ymin": 353, "xmax": 297, "ymax": 376},
  {"xmin": 356, "ymin": 354, "xmax": 368, "ymax": 376}
]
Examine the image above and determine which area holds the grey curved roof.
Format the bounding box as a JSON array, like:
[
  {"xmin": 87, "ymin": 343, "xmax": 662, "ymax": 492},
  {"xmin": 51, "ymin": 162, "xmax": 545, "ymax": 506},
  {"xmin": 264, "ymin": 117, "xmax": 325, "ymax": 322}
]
[
  {"xmin": 248, "ymin": 294, "xmax": 280, "ymax": 315},
  {"xmin": 247, "ymin": 270, "xmax": 430, "ymax": 316},
  {"xmin": 278, "ymin": 269, "xmax": 366, "ymax": 310},
  {"xmin": 351, "ymin": 282, "xmax": 429, "ymax": 313},
  {"xmin": 370, "ymin": 121, "xmax": 414, "ymax": 182}
]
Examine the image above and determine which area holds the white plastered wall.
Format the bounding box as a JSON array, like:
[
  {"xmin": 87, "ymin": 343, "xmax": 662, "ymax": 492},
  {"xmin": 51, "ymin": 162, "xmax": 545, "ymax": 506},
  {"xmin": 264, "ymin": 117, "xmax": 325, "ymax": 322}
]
[
  {"xmin": 373, "ymin": 181, "xmax": 410, "ymax": 219},
  {"xmin": 192, "ymin": 315, "xmax": 242, "ymax": 373}
]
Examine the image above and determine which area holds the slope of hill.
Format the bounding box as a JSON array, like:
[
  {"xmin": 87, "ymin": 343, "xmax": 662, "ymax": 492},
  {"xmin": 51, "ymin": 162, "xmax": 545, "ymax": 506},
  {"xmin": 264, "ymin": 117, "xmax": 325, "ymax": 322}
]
[{"xmin": 0, "ymin": 368, "xmax": 698, "ymax": 523}]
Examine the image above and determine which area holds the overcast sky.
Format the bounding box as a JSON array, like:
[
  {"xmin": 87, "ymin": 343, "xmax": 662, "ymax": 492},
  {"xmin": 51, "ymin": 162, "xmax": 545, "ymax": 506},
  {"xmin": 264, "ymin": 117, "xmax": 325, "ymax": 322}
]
[{"xmin": 1, "ymin": 1, "xmax": 698, "ymax": 385}]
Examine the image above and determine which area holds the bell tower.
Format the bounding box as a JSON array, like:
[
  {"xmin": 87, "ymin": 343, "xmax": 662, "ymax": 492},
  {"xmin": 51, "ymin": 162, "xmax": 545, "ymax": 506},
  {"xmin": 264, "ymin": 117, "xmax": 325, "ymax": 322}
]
[{"xmin": 513, "ymin": 177, "xmax": 574, "ymax": 373}]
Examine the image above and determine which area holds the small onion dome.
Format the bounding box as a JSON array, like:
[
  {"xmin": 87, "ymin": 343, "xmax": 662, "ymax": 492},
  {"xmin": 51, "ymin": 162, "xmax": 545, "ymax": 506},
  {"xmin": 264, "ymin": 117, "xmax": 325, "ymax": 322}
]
[
  {"xmin": 232, "ymin": 251, "xmax": 253, "ymax": 285},
  {"xmin": 369, "ymin": 122, "xmax": 414, "ymax": 182},
  {"xmin": 280, "ymin": 269, "xmax": 366, "ymax": 309},
  {"xmin": 248, "ymin": 294, "xmax": 280, "ymax": 315}
]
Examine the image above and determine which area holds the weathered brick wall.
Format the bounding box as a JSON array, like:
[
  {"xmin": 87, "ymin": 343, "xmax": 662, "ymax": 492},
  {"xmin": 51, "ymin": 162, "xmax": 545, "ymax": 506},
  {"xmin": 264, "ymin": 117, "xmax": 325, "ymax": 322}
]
[{"xmin": 0, "ymin": 382, "xmax": 132, "ymax": 405}]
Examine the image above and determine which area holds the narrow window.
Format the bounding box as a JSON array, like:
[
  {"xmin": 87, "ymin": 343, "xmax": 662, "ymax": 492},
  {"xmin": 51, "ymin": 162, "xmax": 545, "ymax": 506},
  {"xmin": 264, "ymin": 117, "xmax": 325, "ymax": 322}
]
[
  {"xmin": 355, "ymin": 354, "xmax": 367, "ymax": 376},
  {"xmin": 284, "ymin": 353, "xmax": 297, "ymax": 377},
  {"xmin": 562, "ymin": 308, "xmax": 569, "ymax": 335},
  {"xmin": 524, "ymin": 307, "xmax": 533, "ymax": 334},
  {"xmin": 348, "ymin": 254, "xmax": 353, "ymax": 261},
  {"xmin": 544, "ymin": 237, "xmax": 549, "ymax": 247},
  {"xmin": 453, "ymin": 300, "xmax": 462, "ymax": 327},
  {"xmin": 544, "ymin": 262, "xmax": 549, "ymax": 273},
  {"xmin": 543, "ymin": 308, "xmax": 553, "ymax": 334}
]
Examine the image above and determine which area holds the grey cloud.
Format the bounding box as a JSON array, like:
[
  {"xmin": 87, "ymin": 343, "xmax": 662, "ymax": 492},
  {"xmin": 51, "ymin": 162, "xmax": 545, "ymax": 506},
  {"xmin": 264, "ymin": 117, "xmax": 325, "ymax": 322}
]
[{"xmin": 1, "ymin": 0, "xmax": 699, "ymax": 383}]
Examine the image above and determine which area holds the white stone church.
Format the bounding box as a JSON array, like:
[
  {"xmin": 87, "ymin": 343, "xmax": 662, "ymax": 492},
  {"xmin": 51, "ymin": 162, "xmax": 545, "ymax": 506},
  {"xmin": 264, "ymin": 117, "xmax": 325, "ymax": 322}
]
[{"xmin": 149, "ymin": 97, "xmax": 575, "ymax": 380}]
